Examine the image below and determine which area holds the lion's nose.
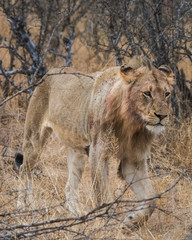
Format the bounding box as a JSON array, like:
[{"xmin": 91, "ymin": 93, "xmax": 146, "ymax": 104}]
[{"xmin": 154, "ymin": 113, "xmax": 167, "ymax": 121}]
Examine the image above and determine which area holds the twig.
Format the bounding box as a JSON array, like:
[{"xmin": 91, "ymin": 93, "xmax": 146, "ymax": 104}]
[
  {"xmin": 0, "ymin": 77, "xmax": 45, "ymax": 106},
  {"xmin": 0, "ymin": 171, "xmax": 185, "ymax": 235},
  {"xmin": 0, "ymin": 71, "xmax": 94, "ymax": 106}
]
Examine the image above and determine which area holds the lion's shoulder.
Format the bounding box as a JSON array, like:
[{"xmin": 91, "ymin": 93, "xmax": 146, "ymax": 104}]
[{"xmin": 93, "ymin": 67, "xmax": 120, "ymax": 93}]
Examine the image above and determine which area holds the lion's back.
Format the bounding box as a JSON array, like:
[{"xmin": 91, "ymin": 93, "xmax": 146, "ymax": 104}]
[{"xmin": 48, "ymin": 68, "xmax": 94, "ymax": 118}]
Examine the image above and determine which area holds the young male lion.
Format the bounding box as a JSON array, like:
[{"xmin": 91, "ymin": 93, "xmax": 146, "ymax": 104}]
[{"xmin": 15, "ymin": 56, "xmax": 174, "ymax": 231}]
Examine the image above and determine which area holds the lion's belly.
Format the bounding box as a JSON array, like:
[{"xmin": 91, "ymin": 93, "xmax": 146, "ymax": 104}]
[{"xmin": 44, "ymin": 119, "xmax": 89, "ymax": 148}]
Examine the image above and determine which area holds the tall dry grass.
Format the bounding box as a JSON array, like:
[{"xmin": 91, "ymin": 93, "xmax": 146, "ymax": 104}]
[{"xmin": 0, "ymin": 101, "xmax": 191, "ymax": 239}]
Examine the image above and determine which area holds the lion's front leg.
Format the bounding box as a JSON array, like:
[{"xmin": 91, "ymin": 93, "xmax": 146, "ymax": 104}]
[
  {"xmin": 89, "ymin": 142, "xmax": 111, "ymax": 207},
  {"xmin": 120, "ymin": 159, "xmax": 156, "ymax": 231}
]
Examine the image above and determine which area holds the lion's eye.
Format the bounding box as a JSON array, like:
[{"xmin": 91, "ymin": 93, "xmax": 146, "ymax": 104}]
[
  {"xmin": 165, "ymin": 92, "xmax": 170, "ymax": 98},
  {"xmin": 143, "ymin": 91, "xmax": 152, "ymax": 98}
]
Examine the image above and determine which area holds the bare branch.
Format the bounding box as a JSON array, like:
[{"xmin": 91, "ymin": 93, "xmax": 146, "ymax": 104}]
[
  {"xmin": 7, "ymin": 17, "xmax": 47, "ymax": 79},
  {"xmin": 0, "ymin": 171, "xmax": 186, "ymax": 239},
  {"xmin": 0, "ymin": 71, "xmax": 94, "ymax": 106}
]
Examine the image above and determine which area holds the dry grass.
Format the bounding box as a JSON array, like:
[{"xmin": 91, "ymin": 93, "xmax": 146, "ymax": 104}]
[{"xmin": 0, "ymin": 102, "xmax": 192, "ymax": 240}]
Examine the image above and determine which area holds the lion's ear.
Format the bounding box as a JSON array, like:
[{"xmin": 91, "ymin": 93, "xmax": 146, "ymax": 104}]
[
  {"xmin": 120, "ymin": 65, "xmax": 133, "ymax": 74},
  {"xmin": 159, "ymin": 65, "xmax": 175, "ymax": 86},
  {"xmin": 120, "ymin": 65, "xmax": 140, "ymax": 84}
]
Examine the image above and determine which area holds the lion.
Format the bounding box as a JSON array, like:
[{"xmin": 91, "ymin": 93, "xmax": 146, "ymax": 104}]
[{"xmin": 15, "ymin": 56, "xmax": 174, "ymax": 231}]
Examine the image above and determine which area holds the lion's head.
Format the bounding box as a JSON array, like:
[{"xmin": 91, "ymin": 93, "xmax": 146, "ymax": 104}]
[{"xmin": 105, "ymin": 56, "xmax": 174, "ymax": 135}]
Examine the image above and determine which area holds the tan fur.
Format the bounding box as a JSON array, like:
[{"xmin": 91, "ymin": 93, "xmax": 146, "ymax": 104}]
[{"xmin": 18, "ymin": 56, "xmax": 174, "ymax": 230}]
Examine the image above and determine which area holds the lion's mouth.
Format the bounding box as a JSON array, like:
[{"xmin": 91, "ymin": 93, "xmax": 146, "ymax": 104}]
[
  {"xmin": 144, "ymin": 121, "xmax": 163, "ymax": 127},
  {"xmin": 155, "ymin": 122, "xmax": 164, "ymax": 127},
  {"xmin": 141, "ymin": 114, "xmax": 167, "ymax": 133}
]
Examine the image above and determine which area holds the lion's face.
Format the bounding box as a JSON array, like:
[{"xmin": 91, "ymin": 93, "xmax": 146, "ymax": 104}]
[
  {"xmin": 133, "ymin": 71, "xmax": 172, "ymax": 133},
  {"xmin": 120, "ymin": 64, "xmax": 174, "ymax": 134}
]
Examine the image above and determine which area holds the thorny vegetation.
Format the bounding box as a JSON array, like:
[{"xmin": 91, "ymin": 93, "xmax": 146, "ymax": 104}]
[{"xmin": 0, "ymin": 0, "xmax": 192, "ymax": 239}]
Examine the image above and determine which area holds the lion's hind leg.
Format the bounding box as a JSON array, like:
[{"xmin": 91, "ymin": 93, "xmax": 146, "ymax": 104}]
[
  {"xmin": 16, "ymin": 137, "xmax": 39, "ymax": 209},
  {"xmin": 16, "ymin": 126, "xmax": 53, "ymax": 209},
  {"xmin": 65, "ymin": 147, "xmax": 87, "ymax": 216}
]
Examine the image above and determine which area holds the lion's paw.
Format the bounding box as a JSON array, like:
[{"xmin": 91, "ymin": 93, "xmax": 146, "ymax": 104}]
[
  {"xmin": 121, "ymin": 213, "xmax": 140, "ymax": 233},
  {"xmin": 120, "ymin": 209, "xmax": 150, "ymax": 234}
]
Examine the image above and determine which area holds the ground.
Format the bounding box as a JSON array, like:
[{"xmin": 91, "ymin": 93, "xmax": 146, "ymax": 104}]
[{"xmin": 0, "ymin": 103, "xmax": 191, "ymax": 239}]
